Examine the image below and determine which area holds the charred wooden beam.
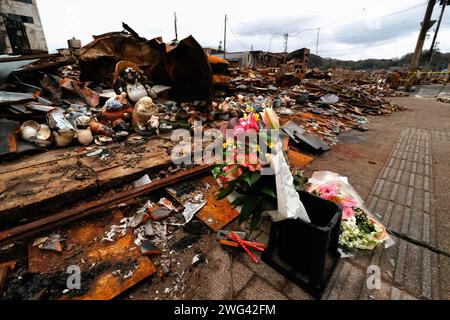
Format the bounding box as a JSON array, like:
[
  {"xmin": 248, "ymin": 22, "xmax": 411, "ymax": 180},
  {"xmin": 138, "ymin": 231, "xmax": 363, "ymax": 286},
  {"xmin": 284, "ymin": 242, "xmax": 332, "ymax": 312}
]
[{"xmin": 0, "ymin": 164, "xmax": 214, "ymax": 247}]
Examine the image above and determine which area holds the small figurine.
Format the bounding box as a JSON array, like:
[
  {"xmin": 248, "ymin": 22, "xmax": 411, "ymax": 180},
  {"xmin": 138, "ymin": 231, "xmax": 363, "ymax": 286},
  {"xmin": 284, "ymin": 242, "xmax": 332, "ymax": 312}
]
[
  {"xmin": 132, "ymin": 97, "xmax": 160, "ymax": 134},
  {"xmin": 113, "ymin": 61, "xmax": 156, "ymax": 103}
]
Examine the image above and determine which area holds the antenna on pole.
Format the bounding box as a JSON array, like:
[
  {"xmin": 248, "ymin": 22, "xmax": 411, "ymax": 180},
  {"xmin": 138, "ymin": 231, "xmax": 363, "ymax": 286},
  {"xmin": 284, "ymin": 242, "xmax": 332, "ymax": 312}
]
[
  {"xmin": 283, "ymin": 32, "xmax": 289, "ymax": 63},
  {"xmin": 283, "ymin": 33, "xmax": 289, "ymax": 52},
  {"xmin": 174, "ymin": 12, "xmax": 178, "ymax": 42},
  {"xmin": 316, "ymin": 27, "xmax": 320, "ymax": 55},
  {"xmin": 223, "ymin": 14, "xmax": 227, "ymax": 59}
]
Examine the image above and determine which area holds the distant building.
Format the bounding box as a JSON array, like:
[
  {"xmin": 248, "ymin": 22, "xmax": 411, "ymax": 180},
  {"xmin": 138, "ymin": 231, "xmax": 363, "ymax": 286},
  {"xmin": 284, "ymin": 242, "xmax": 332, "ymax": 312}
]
[
  {"xmin": 329, "ymin": 66, "xmax": 352, "ymax": 72},
  {"xmin": 372, "ymin": 68, "xmax": 386, "ymax": 75},
  {"xmin": 0, "ymin": 0, "xmax": 48, "ymax": 55},
  {"xmin": 203, "ymin": 47, "xmax": 224, "ymax": 56},
  {"xmin": 210, "ymin": 51, "xmax": 285, "ymax": 68}
]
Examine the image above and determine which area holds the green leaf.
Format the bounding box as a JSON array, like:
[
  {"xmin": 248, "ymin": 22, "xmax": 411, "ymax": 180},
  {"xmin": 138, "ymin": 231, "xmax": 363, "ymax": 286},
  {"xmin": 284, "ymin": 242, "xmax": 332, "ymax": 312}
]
[
  {"xmin": 250, "ymin": 172, "xmax": 261, "ymax": 185},
  {"xmin": 242, "ymin": 172, "xmax": 261, "ymax": 187},
  {"xmin": 239, "ymin": 198, "xmax": 258, "ymax": 224},
  {"xmin": 215, "ymin": 183, "xmax": 235, "ymax": 200},
  {"xmin": 250, "ymin": 209, "xmax": 262, "ymax": 232},
  {"xmin": 231, "ymin": 196, "xmax": 248, "ymax": 208},
  {"xmin": 243, "ymin": 176, "xmax": 253, "ymax": 187},
  {"xmin": 260, "ymin": 186, "xmax": 277, "ymax": 198}
]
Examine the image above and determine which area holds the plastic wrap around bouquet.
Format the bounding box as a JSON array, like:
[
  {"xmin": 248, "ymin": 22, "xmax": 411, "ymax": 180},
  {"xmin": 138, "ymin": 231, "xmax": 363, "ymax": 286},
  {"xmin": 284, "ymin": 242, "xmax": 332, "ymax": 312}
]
[{"xmin": 307, "ymin": 171, "xmax": 392, "ymax": 250}]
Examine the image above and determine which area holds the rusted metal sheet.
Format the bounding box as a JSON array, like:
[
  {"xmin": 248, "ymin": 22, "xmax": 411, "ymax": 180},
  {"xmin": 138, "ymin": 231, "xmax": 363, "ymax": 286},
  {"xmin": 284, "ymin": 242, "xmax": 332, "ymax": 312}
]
[
  {"xmin": 0, "ymin": 164, "xmax": 214, "ymax": 247},
  {"xmin": 0, "ymin": 55, "xmax": 39, "ymax": 84},
  {"xmin": 196, "ymin": 175, "xmax": 240, "ymax": 232},
  {"xmin": 0, "ymin": 119, "xmax": 19, "ymax": 157},
  {"xmin": 78, "ymin": 33, "xmax": 163, "ymax": 85},
  {"xmin": 287, "ymin": 150, "xmax": 314, "ymax": 169},
  {"xmin": 163, "ymin": 36, "xmax": 213, "ymax": 102},
  {"xmin": 78, "ymin": 31, "xmax": 212, "ymax": 102},
  {"xmin": 27, "ymin": 211, "xmax": 156, "ymax": 300}
]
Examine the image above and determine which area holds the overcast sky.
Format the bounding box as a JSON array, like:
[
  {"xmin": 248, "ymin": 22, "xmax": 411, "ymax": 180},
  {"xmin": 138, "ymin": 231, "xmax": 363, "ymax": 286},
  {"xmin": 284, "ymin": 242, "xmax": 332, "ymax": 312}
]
[{"xmin": 36, "ymin": 0, "xmax": 450, "ymax": 61}]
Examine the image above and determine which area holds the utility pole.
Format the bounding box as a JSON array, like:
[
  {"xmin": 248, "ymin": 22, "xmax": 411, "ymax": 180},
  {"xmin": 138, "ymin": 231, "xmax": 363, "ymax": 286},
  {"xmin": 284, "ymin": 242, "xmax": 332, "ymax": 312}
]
[
  {"xmin": 174, "ymin": 12, "xmax": 178, "ymax": 42},
  {"xmin": 409, "ymin": 0, "xmax": 436, "ymax": 73},
  {"xmin": 406, "ymin": 0, "xmax": 436, "ymax": 91},
  {"xmin": 316, "ymin": 27, "xmax": 320, "ymax": 55},
  {"xmin": 223, "ymin": 14, "xmax": 227, "ymax": 59},
  {"xmin": 428, "ymin": 0, "xmax": 448, "ymax": 67}
]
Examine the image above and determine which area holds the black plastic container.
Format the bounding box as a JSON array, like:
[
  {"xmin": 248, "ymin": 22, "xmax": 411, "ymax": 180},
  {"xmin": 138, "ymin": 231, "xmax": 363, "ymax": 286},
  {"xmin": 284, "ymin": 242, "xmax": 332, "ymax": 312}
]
[{"xmin": 261, "ymin": 191, "xmax": 342, "ymax": 298}]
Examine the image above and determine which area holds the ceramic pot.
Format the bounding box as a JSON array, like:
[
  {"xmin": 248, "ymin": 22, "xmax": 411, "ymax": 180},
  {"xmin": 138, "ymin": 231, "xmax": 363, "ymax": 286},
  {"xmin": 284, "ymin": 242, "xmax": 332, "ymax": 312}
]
[
  {"xmin": 76, "ymin": 128, "xmax": 94, "ymax": 146},
  {"xmin": 35, "ymin": 124, "xmax": 52, "ymax": 147},
  {"xmin": 53, "ymin": 129, "xmax": 75, "ymax": 147},
  {"xmin": 76, "ymin": 116, "xmax": 92, "ymax": 127},
  {"xmin": 37, "ymin": 124, "xmax": 51, "ymax": 141},
  {"xmin": 20, "ymin": 121, "xmax": 40, "ymax": 142}
]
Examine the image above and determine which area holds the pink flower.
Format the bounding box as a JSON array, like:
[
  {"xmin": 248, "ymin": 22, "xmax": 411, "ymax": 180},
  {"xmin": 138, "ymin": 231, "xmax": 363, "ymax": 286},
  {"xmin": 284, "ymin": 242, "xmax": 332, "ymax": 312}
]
[
  {"xmin": 245, "ymin": 162, "xmax": 263, "ymax": 172},
  {"xmin": 235, "ymin": 152, "xmax": 263, "ymax": 172},
  {"xmin": 220, "ymin": 165, "xmax": 243, "ymax": 182},
  {"xmin": 338, "ymin": 196, "xmax": 358, "ymax": 208},
  {"xmin": 337, "ymin": 196, "xmax": 358, "ymax": 220},
  {"xmin": 342, "ymin": 207, "xmax": 356, "ymax": 219},
  {"xmin": 233, "ymin": 113, "xmax": 259, "ymax": 136},
  {"xmin": 233, "ymin": 125, "xmax": 246, "ymax": 136},
  {"xmin": 246, "ymin": 113, "xmax": 260, "ymax": 132},
  {"xmin": 318, "ymin": 184, "xmax": 338, "ymax": 200}
]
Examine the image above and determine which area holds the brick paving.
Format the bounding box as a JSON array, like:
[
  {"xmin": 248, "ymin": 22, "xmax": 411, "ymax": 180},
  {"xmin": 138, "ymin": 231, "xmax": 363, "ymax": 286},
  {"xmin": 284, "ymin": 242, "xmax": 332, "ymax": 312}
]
[{"xmin": 366, "ymin": 127, "xmax": 436, "ymax": 247}]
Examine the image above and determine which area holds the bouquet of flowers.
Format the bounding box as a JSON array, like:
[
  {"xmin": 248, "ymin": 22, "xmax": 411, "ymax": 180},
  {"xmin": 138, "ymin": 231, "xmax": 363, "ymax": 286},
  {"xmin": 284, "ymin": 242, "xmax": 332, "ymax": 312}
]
[
  {"xmin": 308, "ymin": 172, "xmax": 389, "ymax": 250},
  {"xmin": 212, "ymin": 108, "xmax": 281, "ymax": 231}
]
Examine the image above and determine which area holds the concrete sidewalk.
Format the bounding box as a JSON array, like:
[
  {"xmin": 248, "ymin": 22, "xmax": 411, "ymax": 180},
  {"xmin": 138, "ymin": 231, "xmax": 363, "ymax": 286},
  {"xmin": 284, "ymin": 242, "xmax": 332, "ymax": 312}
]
[{"xmin": 130, "ymin": 96, "xmax": 450, "ymax": 300}]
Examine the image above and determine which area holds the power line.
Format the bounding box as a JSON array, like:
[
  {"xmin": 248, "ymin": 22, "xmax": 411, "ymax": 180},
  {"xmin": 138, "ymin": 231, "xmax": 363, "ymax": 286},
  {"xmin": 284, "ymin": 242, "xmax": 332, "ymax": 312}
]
[
  {"xmin": 374, "ymin": 1, "xmax": 427, "ymax": 20},
  {"xmin": 322, "ymin": 7, "xmax": 367, "ymax": 29},
  {"xmin": 320, "ymin": 38, "xmax": 395, "ymax": 55},
  {"xmin": 227, "ymin": 19, "xmax": 252, "ymax": 51},
  {"xmin": 233, "ymin": 15, "xmax": 315, "ymax": 35},
  {"xmin": 317, "ymin": 19, "xmax": 411, "ymax": 40}
]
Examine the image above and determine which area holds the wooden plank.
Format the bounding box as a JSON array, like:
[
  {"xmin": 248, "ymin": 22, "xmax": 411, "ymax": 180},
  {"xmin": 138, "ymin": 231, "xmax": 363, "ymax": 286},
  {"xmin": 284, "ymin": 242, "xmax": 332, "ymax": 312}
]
[
  {"xmin": 0, "ymin": 136, "xmax": 174, "ymax": 222},
  {"xmin": 0, "ymin": 164, "xmax": 214, "ymax": 247},
  {"xmin": 0, "ymin": 133, "xmax": 172, "ymax": 174},
  {"xmin": 27, "ymin": 211, "xmax": 156, "ymax": 300},
  {"xmin": 0, "ymin": 263, "xmax": 9, "ymax": 296},
  {"xmin": 196, "ymin": 175, "xmax": 240, "ymax": 232}
]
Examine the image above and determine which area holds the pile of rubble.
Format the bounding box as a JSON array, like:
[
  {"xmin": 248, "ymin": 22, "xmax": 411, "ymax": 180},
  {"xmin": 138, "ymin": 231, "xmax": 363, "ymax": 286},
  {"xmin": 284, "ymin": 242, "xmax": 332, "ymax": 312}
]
[
  {"xmin": 212, "ymin": 67, "xmax": 405, "ymax": 146},
  {"xmin": 0, "ymin": 24, "xmax": 406, "ymax": 300}
]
